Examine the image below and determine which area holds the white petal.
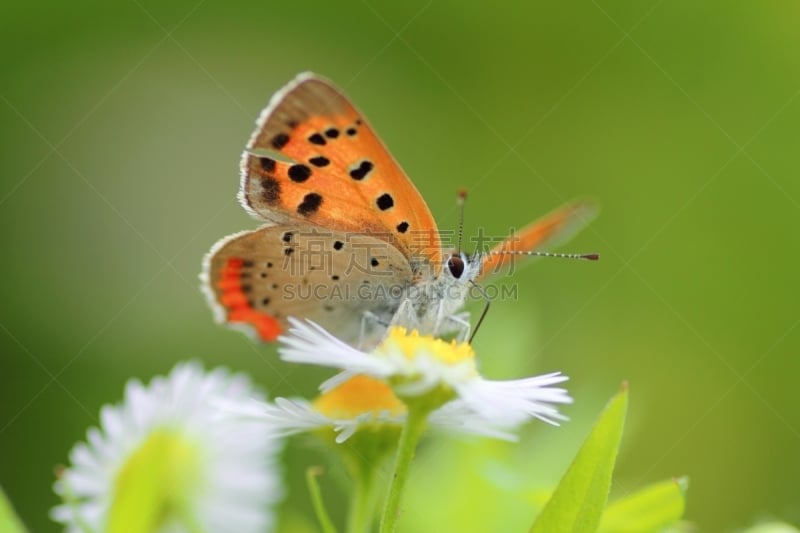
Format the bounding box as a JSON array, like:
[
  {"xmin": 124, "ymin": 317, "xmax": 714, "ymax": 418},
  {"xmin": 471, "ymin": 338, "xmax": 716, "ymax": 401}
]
[
  {"xmin": 455, "ymin": 374, "xmax": 572, "ymax": 426},
  {"xmin": 278, "ymin": 319, "xmax": 392, "ymax": 377},
  {"xmin": 334, "ymin": 422, "xmax": 359, "ymax": 443}
]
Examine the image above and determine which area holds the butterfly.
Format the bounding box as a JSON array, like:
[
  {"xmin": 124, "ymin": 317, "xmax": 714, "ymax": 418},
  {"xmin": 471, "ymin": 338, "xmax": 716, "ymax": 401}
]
[{"xmin": 202, "ymin": 72, "xmax": 596, "ymax": 347}]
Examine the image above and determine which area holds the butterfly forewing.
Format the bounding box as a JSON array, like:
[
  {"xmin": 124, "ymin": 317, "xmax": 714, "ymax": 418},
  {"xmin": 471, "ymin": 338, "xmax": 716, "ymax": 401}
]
[
  {"xmin": 240, "ymin": 73, "xmax": 441, "ymax": 272},
  {"xmin": 479, "ymin": 200, "xmax": 597, "ymax": 279},
  {"xmin": 203, "ymin": 225, "xmax": 413, "ymax": 344}
]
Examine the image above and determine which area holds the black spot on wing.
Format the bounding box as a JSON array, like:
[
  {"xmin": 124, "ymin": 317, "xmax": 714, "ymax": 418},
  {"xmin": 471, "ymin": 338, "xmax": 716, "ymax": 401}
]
[
  {"xmin": 288, "ymin": 164, "xmax": 312, "ymax": 183},
  {"xmin": 259, "ymin": 157, "xmax": 276, "ymax": 172},
  {"xmin": 349, "ymin": 160, "xmax": 374, "ymax": 181},
  {"xmin": 271, "ymin": 133, "xmax": 289, "ymax": 149},
  {"xmin": 376, "ymin": 193, "xmax": 394, "ymax": 211},
  {"xmin": 308, "ymin": 133, "xmax": 326, "ymax": 145},
  {"xmin": 297, "ymin": 193, "xmax": 323, "ymax": 216},
  {"xmin": 260, "ymin": 177, "xmax": 281, "ymax": 204},
  {"xmin": 309, "ymin": 156, "xmax": 330, "ymax": 167}
]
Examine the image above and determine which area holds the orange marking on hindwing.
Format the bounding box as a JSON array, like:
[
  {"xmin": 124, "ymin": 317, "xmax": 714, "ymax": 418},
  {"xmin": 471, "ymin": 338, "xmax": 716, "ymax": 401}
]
[{"xmin": 216, "ymin": 257, "xmax": 282, "ymax": 341}]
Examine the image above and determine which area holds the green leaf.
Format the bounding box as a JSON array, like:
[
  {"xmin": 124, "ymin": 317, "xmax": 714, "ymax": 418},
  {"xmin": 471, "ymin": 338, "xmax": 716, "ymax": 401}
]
[
  {"xmin": 598, "ymin": 477, "xmax": 688, "ymax": 533},
  {"xmin": 530, "ymin": 383, "xmax": 629, "ymax": 533},
  {"xmin": 0, "ymin": 485, "xmax": 28, "ymax": 533}
]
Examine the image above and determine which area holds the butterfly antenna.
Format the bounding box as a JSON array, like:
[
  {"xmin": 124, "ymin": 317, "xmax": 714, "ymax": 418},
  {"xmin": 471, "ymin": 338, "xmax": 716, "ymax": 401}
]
[
  {"xmin": 468, "ymin": 280, "xmax": 491, "ymax": 343},
  {"xmin": 456, "ymin": 188, "xmax": 468, "ymax": 255},
  {"xmin": 489, "ymin": 250, "xmax": 599, "ymax": 261}
]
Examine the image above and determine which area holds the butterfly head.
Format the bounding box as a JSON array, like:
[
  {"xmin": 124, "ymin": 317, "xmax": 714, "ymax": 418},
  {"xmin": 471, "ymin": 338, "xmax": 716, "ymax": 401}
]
[
  {"xmin": 446, "ymin": 253, "xmax": 466, "ymax": 279},
  {"xmin": 444, "ymin": 252, "xmax": 482, "ymax": 286}
]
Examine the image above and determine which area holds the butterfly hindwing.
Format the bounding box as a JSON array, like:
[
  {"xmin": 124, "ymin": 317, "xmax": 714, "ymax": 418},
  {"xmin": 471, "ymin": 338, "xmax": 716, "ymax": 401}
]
[
  {"xmin": 202, "ymin": 225, "xmax": 414, "ymax": 344},
  {"xmin": 240, "ymin": 73, "xmax": 441, "ymax": 271}
]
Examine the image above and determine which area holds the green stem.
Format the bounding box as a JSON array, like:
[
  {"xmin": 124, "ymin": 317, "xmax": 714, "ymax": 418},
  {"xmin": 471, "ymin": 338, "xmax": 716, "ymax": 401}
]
[
  {"xmin": 347, "ymin": 466, "xmax": 377, "ymax": 533},
  {"xmin": 306, "ymin": 467, "xmax": 338, "ymax": 533},
  {"xmin": 379, "ymin": 406, "xmax": 429, "ymax": 533}
]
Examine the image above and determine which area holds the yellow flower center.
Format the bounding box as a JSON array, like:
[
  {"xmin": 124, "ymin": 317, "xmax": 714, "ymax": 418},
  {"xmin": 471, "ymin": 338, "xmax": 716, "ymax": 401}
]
[
  {"xmin": 313, "ymin": 375, "xmax": 406, "ymax": 419},
  {"xmin": 379, "ymin": 327, "xmax": 476, "ymax": 366}
]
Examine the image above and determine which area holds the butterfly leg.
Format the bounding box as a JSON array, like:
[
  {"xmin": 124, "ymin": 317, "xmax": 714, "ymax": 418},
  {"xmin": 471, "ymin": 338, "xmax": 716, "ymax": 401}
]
[
  {"xmin": 389, "ymin": 298, "xmax": 420, "ymax": 330},
  {"xmin": 359, "ymin": 310, "xmax": 390, "ymax": 350},
  {"xmin": 434, "ymin": 311, "xmax": 472, "ymax": 342},
  {"xmin": 445, "ymin": 312, "xmax": 472, "ymax": 342},
  {"xmin": 431, "ymin": 300, "xmax": 472, "ymax": 341}
]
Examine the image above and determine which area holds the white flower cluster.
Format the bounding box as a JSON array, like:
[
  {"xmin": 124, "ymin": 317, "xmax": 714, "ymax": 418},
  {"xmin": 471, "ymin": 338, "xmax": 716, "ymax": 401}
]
[
  {"xmin": 52, "ymin": 362, "xmax": 282, "ymax": 533},
  {"xmin": 262, "ymin": 318, "xmax": 572, "ymax": 441},
  {"xmin": 52, "ymin": 320, "xmax": 572, "ymax": 532}
]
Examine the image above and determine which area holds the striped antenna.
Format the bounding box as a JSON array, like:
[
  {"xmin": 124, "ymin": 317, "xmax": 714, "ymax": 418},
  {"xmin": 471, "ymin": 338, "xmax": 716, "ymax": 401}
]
[
  {"xmin": 488, "ymin": 250, "xmax": 599, "ymax": 261},
  {"xmin": 456, "ymin": 188, "xmax": 468, "ymax": 255}
]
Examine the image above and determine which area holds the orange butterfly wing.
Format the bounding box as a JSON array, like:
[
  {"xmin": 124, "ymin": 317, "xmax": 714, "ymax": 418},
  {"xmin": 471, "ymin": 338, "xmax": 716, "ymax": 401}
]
[
  {"xmin": 239, "ymin": 72, "xmax": 442, "ymax": 273},
  {"xmin": 202, "ymin": 226, "xmax": 414, "ymax": 344},
  {"xmin": 479, "ymin": 200, "xmax": 597, "ymax": 278}
]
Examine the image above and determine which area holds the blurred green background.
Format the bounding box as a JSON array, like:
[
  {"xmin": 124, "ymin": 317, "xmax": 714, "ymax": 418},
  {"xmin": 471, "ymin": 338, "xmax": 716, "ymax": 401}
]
[{"xmin": 2, "ymin": 1, "xmax": 799, "ymax": 531}]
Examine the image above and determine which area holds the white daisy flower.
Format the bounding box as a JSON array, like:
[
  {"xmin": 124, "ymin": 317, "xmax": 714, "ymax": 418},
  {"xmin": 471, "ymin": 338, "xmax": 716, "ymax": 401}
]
[
  {"xmin": 51, "ymin": 361, "xmax": 282, "ymax": 533},
  {"xmin": 278, "ymin": 319, "xmax": 573, "ymax": 433},
  {"xmin": 233, "ymin": 375, "xmax": 551, "ymax": 444}
]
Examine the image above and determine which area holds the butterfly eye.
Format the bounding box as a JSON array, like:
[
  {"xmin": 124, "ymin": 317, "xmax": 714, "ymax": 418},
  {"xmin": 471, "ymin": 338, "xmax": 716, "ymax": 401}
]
[{"xmin": 447, "ymin": 254, "xmax": 465, "ymax": 279}]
